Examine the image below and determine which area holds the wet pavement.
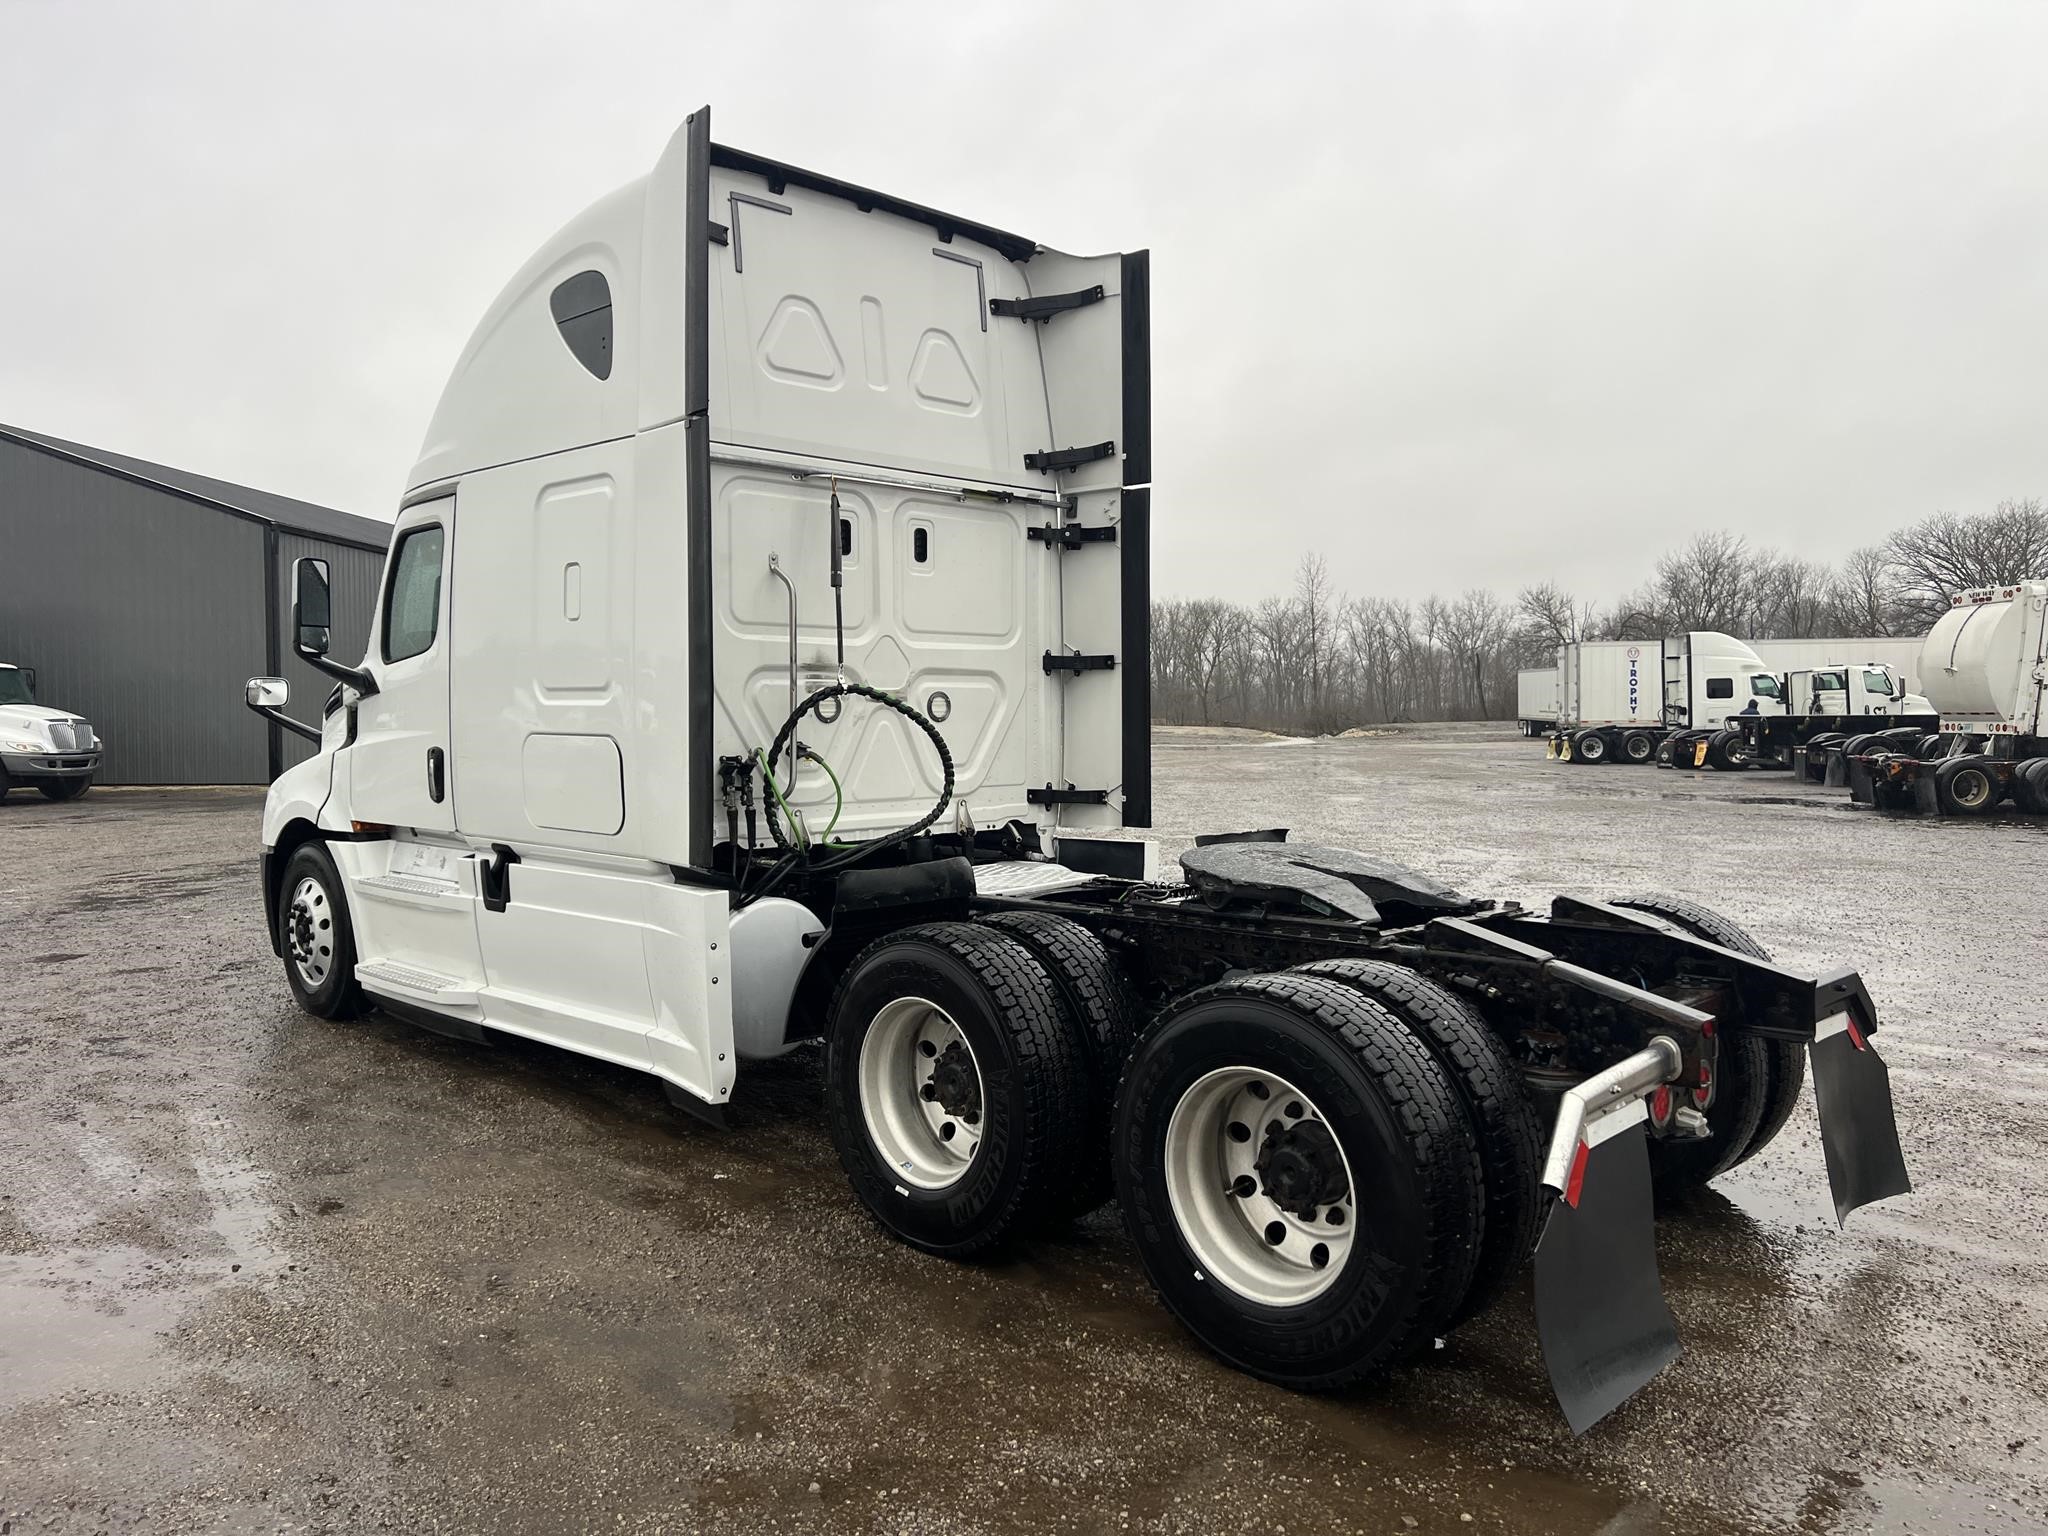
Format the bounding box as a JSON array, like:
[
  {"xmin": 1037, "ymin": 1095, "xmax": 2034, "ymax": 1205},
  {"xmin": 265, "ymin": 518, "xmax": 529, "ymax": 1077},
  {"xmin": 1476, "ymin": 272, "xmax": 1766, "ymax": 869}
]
[{"xmin": 2, "ymin": 727, "xmax": 2044, "ymax": 1534}]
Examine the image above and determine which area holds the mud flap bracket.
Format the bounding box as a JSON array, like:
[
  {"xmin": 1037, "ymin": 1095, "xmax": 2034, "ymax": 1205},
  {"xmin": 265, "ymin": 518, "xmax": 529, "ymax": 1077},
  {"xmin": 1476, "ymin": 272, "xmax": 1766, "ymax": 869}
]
[
  {"xmin": 1534, "ymin": 1037, "xmax": 1684, "ymax": 1434},
  {"xmin": 1536, "ymin": 1121, "xmax": 1679, "ymax": 1436}
]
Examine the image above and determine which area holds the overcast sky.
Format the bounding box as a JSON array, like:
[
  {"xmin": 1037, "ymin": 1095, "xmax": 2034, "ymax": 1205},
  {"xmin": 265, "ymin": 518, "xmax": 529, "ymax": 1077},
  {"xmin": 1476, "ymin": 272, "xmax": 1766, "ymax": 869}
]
[{"xmin": 4, "ymin": 1, "xmax": 2044, "ymax": 604}]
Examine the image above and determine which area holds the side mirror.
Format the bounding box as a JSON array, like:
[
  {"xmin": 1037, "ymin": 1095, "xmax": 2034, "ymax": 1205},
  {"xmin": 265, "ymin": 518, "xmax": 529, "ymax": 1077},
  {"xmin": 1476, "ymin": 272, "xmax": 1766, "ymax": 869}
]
[
  {"xmin": 245, "ymin": 677, "xmax": 290, "ymax": 709},
  {"xmin": 294, "ymin": 557, "xmax": 332, "ymax": 656}
]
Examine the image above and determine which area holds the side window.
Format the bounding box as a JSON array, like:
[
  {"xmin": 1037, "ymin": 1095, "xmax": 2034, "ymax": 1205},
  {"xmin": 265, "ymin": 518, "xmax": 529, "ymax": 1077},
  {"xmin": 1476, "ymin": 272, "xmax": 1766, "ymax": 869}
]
[
  {"xmin": 383, "ymin": 524, "xmax": 445, "ymax": 663},
  {"xmin": 1862, "ymin": 668, "xmax": 1894, "ymax": 695},
  {"xmin": 1706, "ymin": 676, "xmax": 1734, "ymax": 700}
]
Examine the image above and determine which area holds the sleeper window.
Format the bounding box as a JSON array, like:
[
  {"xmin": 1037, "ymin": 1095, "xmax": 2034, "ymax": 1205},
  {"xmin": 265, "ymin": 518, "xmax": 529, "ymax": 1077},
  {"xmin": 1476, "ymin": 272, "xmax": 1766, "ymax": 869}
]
[
  {"xmin": 1706, "ymin": 677, "xmax": 1734, "ymax": 700},
  {"xmin": 383, "ymin": 525, "xmax": 445, "ymax": 663}
]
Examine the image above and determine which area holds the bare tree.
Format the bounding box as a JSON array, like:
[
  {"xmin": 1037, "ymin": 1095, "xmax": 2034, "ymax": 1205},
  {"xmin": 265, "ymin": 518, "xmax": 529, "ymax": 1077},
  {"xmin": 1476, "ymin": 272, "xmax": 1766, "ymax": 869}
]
[
  {"xmin": 1884, "ymin": 500, "xmax": 2048, "ymax": 628},
  {"xmin": 1147, "ymin": 496, "xmax": 2039, "ymax": 734}
]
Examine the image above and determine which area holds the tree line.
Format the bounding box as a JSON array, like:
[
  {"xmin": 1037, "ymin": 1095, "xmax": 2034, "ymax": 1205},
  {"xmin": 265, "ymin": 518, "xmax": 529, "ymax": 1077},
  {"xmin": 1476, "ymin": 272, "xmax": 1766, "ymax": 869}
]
[{"xmin": 1151, "ymin": 499, "xmax": 2048, "ymax": 733}]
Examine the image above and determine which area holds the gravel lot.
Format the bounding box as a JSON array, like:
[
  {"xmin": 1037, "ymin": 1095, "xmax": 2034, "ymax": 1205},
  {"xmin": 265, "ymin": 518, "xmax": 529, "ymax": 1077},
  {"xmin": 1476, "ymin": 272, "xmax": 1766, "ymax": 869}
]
[{"xmin": 3, "ymin": 724, "xmax": 2044, "ymax": 1534}]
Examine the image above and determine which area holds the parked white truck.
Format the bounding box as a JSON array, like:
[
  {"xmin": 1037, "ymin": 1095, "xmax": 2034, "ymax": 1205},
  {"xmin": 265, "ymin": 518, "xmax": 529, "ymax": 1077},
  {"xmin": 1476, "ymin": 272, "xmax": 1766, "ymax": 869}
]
[
  {"xmin": 1547, "ymin": 632, "xmax": 1779, "ymax": 766},
  {"xmin": 241, "ymin": 108, "xmax": 1910, "ymax": 1432},
  {"xmin": 1851, "ymin": 581, "xmax": 2048, "ymax": 814},
  {"xmin": 0, "ymin": 661, "xmax": 101, "ymax": 801},
  {"xmin": 1738, "ymin": 661, "xmax": 1937, "ymax": 779},
  {"xmin": 1514, "ymin": 666, "xmax": 1558, "ymax": 736}
]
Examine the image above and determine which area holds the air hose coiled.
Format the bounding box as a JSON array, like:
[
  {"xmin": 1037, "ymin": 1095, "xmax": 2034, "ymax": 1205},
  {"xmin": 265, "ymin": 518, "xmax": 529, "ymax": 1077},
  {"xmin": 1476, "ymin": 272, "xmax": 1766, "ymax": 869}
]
[{"xmin": 757, "ymin": 682, "xmax": 955, "ymax": 873}]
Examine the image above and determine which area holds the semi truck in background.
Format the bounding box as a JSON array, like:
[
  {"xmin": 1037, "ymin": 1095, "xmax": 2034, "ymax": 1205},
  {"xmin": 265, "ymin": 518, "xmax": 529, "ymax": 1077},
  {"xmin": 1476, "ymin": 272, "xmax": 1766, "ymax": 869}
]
[
  {"xmin": 1738, "ymin": 662, "xmax": 1936, "ymax": 776},
  {"xmin": 1549, "ymin": 634, "xmax": 1935, "ymax": 772},
  {"xmin": 1547, "ymin": 632, "xmax": 1780, "ymax": 765},
  {"xmin": 236, "ymin": 106, "xmax": 1911, "ymax": 1433},
  {"xmin": 0, "ymin": 661, "xmax": 102, "ymax": 801},
  {"xmin": 1749, "ymin": 637, "xmax": 1926, "ymax": 698},
  {"xmin": 1515, "ymin": 667, "xmax": 1558, "ymax": 735},
  {"xmin": 1851, "ymin": 581, "xmax": 2048, "ymax": 814}
]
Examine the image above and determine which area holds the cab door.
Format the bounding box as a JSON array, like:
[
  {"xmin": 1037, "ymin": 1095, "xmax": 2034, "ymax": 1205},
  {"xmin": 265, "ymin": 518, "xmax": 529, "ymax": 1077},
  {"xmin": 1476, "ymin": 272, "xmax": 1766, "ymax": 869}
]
[{"xmin": 349, "ymin": 497, "xmax": 456, "ymax": 832}]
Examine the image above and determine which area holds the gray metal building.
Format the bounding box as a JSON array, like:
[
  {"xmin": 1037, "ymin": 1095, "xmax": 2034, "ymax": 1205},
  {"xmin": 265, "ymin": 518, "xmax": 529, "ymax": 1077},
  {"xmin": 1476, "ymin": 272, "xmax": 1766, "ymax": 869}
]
[{"xmin": 0, "ymin": 423, "xmax": 389, "ymax": 785}]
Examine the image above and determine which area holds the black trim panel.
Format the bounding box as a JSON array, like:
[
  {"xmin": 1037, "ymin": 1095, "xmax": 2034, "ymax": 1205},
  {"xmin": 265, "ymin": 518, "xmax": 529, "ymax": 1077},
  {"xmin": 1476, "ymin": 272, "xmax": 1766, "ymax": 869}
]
[
  {"xmin": 1120, "ymin": 250, "xmax": 1152, "ymax": 487},
  {"xmin": 710, "ymin": 143, "xmax": 1039, "ymax": 264},
  {"xmin": 1119, "ymin": 487, "xmax": 1153, "ymax": 827},
  {"xmin": 262, "ymin": 522, "xmax": 283, "ymax": 781},
  {"xmin": 685, "ymin": 108, "xmax": 716, "ymax": 869}
]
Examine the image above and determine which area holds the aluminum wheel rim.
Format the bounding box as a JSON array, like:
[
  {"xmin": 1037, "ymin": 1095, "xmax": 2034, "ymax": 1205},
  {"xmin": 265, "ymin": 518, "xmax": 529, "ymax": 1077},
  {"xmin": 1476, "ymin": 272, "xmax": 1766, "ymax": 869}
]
[
  {"xmin": 858, "ymin": 996, "xmax": 984, "ymax": 1190},
  {"xmin": 1953, "ymin": 768, "xmax": 1992, "ymax": 809},
  {"xmin": 286, "ymin": 874, "xmax": 336, "ymax": 990},
  {"xmin": 1164, "ymin": 1067, "xmax": 1357, "ymax": 1306}
]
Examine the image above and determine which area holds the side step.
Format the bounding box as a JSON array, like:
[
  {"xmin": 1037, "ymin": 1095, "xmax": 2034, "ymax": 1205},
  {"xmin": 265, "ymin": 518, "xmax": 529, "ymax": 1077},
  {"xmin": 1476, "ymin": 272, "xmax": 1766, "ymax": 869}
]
[
  {"xmin": 356, "ymin": 872, "xmax": 464, "ymax": 910},
  {"xmin": 355, "ymin": 958, "xmax": 481, "ymax": 1008}
]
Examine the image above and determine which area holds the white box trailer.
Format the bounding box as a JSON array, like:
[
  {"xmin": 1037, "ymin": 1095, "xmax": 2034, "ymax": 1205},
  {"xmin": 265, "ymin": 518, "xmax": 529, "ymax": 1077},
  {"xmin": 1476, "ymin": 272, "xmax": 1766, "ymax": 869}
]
[
  {"xmin": 1750, "ymin": 637, "xmax": 1927, "ymax": 697},
  {"xmin": 1550, "ymin": 632, "xmax": 1776, "ymax": 764},
  {"xmin": 1514, "ymin": 667, "xmax": 1558, "ymax": 735},
  {"xmin": 236, "ymin": 106, "xmax": 1911, "ymax": 1432},
  {"xmin": 1851, "ymin": 581, "xmax": 2048, "ymax": 814}
]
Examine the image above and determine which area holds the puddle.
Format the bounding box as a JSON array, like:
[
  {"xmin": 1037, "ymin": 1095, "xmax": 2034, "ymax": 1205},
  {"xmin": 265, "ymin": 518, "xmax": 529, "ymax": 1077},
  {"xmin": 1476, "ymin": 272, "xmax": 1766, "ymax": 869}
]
[{"xmin": 0, "ymin": 1244, "xmax": 183, "ymax": 1412}]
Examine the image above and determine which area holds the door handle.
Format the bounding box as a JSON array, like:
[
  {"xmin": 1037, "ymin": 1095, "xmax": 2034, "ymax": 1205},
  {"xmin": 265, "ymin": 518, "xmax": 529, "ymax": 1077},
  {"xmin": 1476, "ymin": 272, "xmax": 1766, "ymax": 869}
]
[{"xmin": 427, "ymin": 746, "xmax": 446, "ymax": 803}]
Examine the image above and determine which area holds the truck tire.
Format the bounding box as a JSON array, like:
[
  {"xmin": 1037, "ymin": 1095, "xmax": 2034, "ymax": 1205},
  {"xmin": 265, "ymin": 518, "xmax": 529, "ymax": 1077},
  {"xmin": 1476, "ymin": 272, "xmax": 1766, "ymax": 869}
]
[
  {"xmin": 1703, "ymin": 730, "xmax": 1736, "ymax": 770},
  {"xmin": 0, "ymin": 766, "xmax": 10, "ymax": 802},
  {"xmin": 1840, "ymin": 733, "xmax": 1877, "ymax": 761},
  {"xmin": 38, "ymin": 776, "xmax": 92, "ymax": 801},
  {"xmin": 825, "ymin": 922, "xmax": 1084, "ymax": 1257},
  {"xmin": 277, "ymin": 841, "xmax": 366, "ymax": 1021},
  {"xmin": 1574, "ymin": 730, "xmax": 1609, "ymax": 764},
  {"xmin": 1621, "ymin": 731, "xmax": 1656, "ymax": 763},
  {"xmin": 977, "ymin": 909, "xmax": 1140, "ymax": 1220},
  {"xmin": 1934, "ymin": 756, "xmax": 1999, "ymax": 816},
  {"xmin": 1114, "ymin": 972, "xmax": 1483, "ymax": 1388},
  {"xmin": 1610, "ymin": 894, "xmax": 1802, "ymax": 1190},
  {"xmin": 1918, "ymin": 734, "xmax": 1944, "ymax": 760},
  {"xmin": 1293, "ymin": 958, "xmax": 1541, "ymax": 1323}
]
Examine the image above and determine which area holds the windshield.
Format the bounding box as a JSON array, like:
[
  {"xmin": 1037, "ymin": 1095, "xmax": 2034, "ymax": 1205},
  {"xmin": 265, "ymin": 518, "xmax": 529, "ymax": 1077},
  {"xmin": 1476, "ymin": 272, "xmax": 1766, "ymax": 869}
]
[
  {"xmin": 1862, "ymin": 668, "xmax": 1895, "ymax": 696},
  {"xmin": 1748, "ymin": 674, "xmax": 1780, "ymax": 698},
  {"xmin": 0, "ymin": 669, "xmax": 31, "ymax": 706}
]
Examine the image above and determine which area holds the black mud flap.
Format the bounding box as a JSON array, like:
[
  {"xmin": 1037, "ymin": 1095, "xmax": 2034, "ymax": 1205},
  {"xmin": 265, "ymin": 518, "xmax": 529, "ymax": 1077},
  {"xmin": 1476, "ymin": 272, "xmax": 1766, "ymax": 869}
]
[
  {"xmin": 1809, "ymin": 1016, "xmax": 1911, "ymax": 1225},
  {"xmin": 1534, "ymin": 1124, "xmax": 1679, "ymax": 1435},
  {"xmin": 1845, "ymin": 754, "xmax": 1872, "ymax": 801}
]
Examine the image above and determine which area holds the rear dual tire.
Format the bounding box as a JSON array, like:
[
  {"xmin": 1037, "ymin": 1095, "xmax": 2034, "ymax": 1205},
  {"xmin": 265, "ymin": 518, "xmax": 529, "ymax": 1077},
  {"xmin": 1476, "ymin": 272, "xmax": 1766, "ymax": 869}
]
[
  {"xmin": 825, "ymin": 922, "xmax": 1088, "ymax": 1257},
  {"xmin": 1293, "ymin": 958, "xmax": 1542, "ymax": 1325},
  {"xmin": 1611, "ymin": 894, "xmax": 1804, "ymax": 1196},
  {"xmin": 1934, "ymin": 756, "xmax": 2000, "ymax": 816},
  {"xmin": 1115, "ymin": 973, "xmax": 1484, "ymax": 1389}
]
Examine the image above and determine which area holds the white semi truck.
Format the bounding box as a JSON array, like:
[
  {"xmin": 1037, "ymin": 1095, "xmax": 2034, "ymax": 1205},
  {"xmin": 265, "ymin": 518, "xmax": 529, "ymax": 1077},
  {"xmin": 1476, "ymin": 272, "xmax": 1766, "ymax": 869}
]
[
  {"xmin": 240, "ymin": 108, "xmax": 1910, "ymax": 1432},
  {"xmin": 1737, "ymin": 661, "xmax": 1936, "ymax": 779},
  {"xmin": 0, "ymin": 661, "xmax": 102, "ymax": 801},
  {"xmin": 1547, "ymin": 632, "xmax": 1780, "ymax": 766},
  {"xmin": 1514, "ymin": 666, "xmax": 1558, "ymax": 735},
  {"xmin": 1850, "ymin": 580, "xmax": 2048, "ymax": 814}
]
